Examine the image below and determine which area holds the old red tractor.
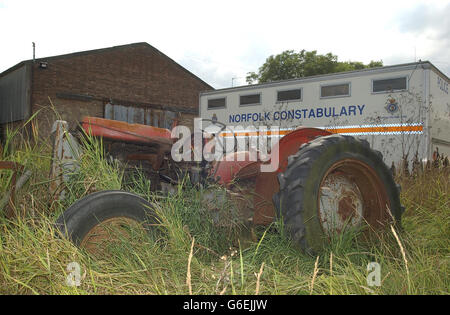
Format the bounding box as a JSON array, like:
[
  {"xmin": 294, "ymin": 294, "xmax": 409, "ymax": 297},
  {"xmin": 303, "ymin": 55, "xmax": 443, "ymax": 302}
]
[{"xmin": 56, "ymin": 116, "xmax": 403, "ymax": 254}]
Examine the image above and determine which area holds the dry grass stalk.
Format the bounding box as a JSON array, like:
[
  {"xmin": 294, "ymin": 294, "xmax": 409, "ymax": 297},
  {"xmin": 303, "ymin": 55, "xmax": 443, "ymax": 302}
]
[
  {"xmin": 186, "ymin": 237, "xmax": 195, "ymax": 295},
  {"xmin": 390, "ymin": 225, "xmax": 411, "ymax": 291},
  {"xmin": 219, "ymin": 285, "xmax": 227, "ymax": 295},
  {"xmin": 255, "ymin": 262, "xmax": 265, "ymax": 295},
  {"xmin": 330, "ymin": 252, "xmax": 333, "ymax": 276},
  {"xmin": 310, "ymin": 256, "xmax": 320, "ymax": 295}
]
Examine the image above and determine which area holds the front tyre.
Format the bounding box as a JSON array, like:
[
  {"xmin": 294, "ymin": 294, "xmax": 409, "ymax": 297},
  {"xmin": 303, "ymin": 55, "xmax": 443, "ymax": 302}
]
[{"xmin": 56, "ymin": 190, "xmax": 161, "ymax": 256}]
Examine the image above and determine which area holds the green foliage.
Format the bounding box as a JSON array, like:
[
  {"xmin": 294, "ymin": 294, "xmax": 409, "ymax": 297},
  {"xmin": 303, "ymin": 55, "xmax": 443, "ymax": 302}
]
[
  {"xmin": 246, "ymin": 50, "xmax": 383, "ymax": 84},
  {"xmin": 59, "ymin": 133, "xmax": 123, "ymax": 212}
]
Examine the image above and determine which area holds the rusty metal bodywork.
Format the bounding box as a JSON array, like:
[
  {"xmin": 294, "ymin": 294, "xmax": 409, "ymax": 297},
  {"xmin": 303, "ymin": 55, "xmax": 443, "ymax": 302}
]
[
  {"xmin": 81, "ymin": 116, "xmax": 176, "ymax": 173},
  {"xmin": 81, "ymin": 117, "xmax": 174, "ymax": 149}
]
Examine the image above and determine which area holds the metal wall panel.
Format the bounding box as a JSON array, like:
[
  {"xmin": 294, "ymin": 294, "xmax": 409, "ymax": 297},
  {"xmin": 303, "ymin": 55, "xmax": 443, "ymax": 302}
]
[
  {"xmin": 164, "ymin": 111, "xmax": 176, "ymax": 129},
  {"xmin": 113, "ymin": 104, "xmax": 128, "ymax": 122},
  {"xmin": 104, "ymin": 103, "xmax": 176, "ymax": 129},
  {"xmin": 0, "ymin": 64, "xmax": 31, "ymax": 124},
  {"xmin": 104, "ymin": 103, "xmax": 113, "ymax": 120},
  {"xmin": 133, "ymin": 107, "xmax": 145, "ymax": 124},
  {"xmin": 153, "ymin": 110, "xmax": 161, "ymax": 127}
]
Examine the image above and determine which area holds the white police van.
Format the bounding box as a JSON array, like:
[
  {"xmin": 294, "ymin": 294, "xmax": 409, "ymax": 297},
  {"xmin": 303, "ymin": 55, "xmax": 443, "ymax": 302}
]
[{"xmin": 200, "ymin": 61, "xmax": 450, "ymax": 168}]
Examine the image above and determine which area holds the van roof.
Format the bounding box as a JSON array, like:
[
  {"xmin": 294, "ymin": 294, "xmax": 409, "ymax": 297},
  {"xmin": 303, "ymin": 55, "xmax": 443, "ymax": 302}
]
[{"xmin": 201, "ymin": 60, "xmax": 448, "ymax": 96}]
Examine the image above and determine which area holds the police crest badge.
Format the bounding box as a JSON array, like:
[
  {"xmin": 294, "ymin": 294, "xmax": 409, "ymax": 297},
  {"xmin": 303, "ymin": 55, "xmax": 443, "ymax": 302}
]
[{"xmin": 385, "ymin": 98, "xmax": 399, "ymax": 114}]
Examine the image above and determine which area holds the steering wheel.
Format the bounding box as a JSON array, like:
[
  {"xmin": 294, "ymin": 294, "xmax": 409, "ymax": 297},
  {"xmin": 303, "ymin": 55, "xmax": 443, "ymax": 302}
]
[
  {"xmin": 196, "ymin": 119, "xmax": 237, "ymax": 157},
  {"xmin": 199, "ymin": 118, "xmax": 226, "ymax": 131},
  {"xmin": 175, "ymin": 118, "xmax": 237, "ymax": 166}
]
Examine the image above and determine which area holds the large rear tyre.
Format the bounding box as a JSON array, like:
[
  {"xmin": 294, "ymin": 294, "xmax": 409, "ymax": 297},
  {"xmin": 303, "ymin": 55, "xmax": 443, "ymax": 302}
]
[
  {"xmin": 273, "ymin": 134, "xmax": 403, "ymax": 254},
  {"xmin": 56, "ymin": 190, "xmax": 161, "ymax": 256}
]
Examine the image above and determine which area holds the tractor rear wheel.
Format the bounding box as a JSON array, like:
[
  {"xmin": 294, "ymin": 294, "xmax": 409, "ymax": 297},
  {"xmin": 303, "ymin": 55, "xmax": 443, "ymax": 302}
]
[
  {"xmin": 273, "ymin": 134, "xmax": 403, "ymax": 254},
  {"xmin": 56, "ymin": 190, "xmax": 161, "ymax": 257}
]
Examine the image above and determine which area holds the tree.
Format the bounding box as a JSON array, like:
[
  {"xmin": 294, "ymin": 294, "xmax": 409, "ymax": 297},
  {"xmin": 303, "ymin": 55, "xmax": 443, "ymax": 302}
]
[{"xmin": 246, "ymin": 50, "xmax": 383, "ymax": 84}]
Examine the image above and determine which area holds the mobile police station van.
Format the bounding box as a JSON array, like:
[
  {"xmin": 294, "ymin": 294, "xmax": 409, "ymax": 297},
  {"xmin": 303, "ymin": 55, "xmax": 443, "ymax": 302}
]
[{"xmin": 200, "ymin": 61, "xmax": 450, "ymax": 168}]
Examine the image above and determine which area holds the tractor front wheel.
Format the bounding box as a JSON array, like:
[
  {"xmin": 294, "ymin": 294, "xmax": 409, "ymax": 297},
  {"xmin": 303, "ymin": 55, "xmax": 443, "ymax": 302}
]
[
  {"xmin": 56, "ymin": 190, "xmax": 161, "ymax": 256},
  {"xmin": 273, "ymin": 134, "xmax": 403, "ymax": 254}
]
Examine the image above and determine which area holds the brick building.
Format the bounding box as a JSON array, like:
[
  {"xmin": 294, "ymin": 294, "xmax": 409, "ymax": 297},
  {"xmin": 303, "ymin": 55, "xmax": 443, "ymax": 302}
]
[{"xmin": 0, "ymin": 42, "xmax": 213, "ymax": 141}]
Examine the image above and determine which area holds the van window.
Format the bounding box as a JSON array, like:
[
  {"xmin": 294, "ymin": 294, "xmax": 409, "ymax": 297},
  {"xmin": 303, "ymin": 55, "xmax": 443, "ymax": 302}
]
[
  {"xmin": 240, "ymin": 93, "xmax": 261, "ymax": 106},
  {"xmin": 321, "ymin": 83, "xmax": 350, "ymax": 98},
  {"xmin": 207, "ymin": 97, "xmax": 226, "ymax": 109},
  {"xmin": 277, "ymin": 89, "xmax": 302, "ymax": 102},
  {"xmin": 373, "ymin": 77, "xmax": 407, "ymax": 93}
]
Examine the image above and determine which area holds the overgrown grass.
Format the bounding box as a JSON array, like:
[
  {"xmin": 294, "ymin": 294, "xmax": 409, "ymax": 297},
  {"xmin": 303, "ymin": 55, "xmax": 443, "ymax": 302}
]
[{"xmin": 0, "ymin": 124, "xmax": 448, "ymax": 295}]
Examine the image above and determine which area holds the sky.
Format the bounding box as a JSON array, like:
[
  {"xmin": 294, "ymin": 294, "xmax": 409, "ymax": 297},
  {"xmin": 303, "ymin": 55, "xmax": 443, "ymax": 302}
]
[{"xmin": 0, "ymin": 0, "xmax": 449, "ymax": 89}]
